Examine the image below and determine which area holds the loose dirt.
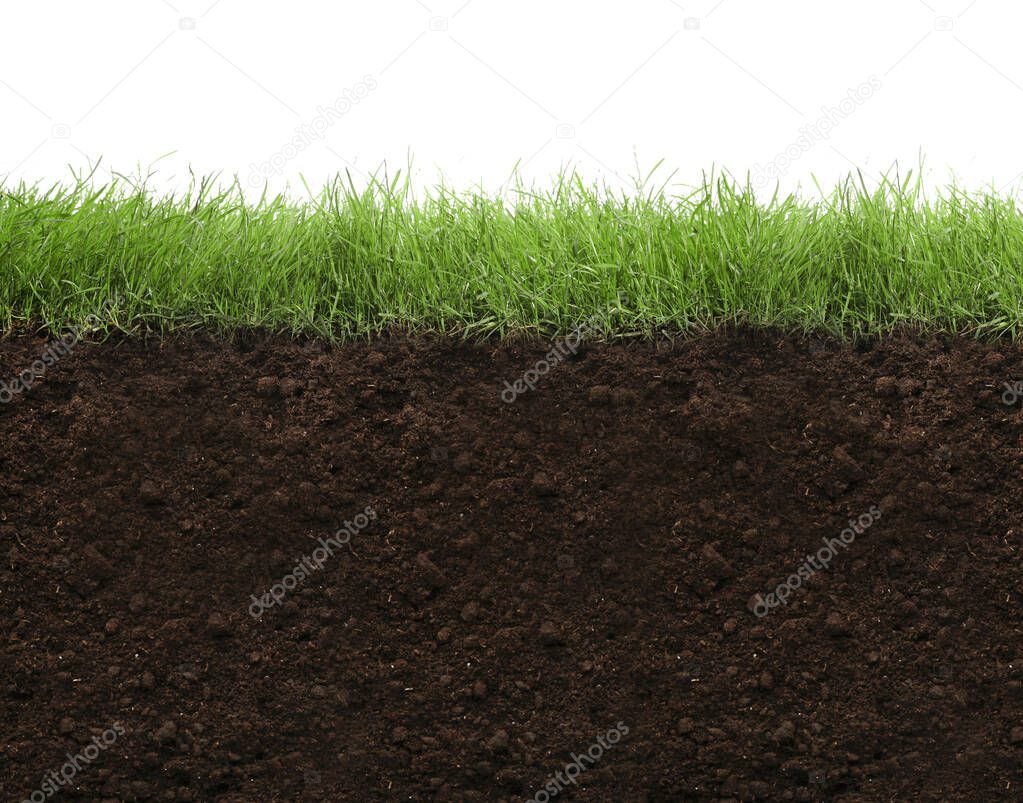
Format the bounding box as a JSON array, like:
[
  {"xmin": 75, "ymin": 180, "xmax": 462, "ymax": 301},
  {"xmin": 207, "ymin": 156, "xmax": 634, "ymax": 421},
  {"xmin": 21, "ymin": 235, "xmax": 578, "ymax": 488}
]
[{"xmin": 2, "ymin": 330, "xmax": 1023, "ymax": 801}]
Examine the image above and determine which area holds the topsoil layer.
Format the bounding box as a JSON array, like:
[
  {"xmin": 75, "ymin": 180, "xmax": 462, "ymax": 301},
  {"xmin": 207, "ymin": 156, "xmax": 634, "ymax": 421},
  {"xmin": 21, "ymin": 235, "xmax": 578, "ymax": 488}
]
[{"xmin": 2, "ymin": 330, "xmax": 1023, "ymax": 802}]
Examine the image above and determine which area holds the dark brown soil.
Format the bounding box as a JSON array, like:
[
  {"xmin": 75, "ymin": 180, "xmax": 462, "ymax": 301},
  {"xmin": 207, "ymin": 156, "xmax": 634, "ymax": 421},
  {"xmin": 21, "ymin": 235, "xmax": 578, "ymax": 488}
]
[{"xmin": 3, "ymin": 329, "xmax": 1023, "ymax": 801}]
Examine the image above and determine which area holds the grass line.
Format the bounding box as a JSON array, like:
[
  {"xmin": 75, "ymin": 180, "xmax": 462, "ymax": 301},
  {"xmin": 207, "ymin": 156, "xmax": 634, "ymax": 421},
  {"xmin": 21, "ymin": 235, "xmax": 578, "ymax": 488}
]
[{"xmin": 4, "ymin": 169, "xmax": 1023, "ymax": 339}]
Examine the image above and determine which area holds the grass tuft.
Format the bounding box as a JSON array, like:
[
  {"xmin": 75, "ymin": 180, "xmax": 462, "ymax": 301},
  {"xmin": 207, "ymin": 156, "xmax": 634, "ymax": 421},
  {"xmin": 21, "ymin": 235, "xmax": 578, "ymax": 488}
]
[{"xmin": 4, "ymin": 168, "xmax": 1023, "ymax": 339}]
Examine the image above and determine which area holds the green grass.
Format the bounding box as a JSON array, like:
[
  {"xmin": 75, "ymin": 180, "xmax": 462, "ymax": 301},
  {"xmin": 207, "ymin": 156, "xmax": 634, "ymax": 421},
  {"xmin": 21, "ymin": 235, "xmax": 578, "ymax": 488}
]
[{"xmin": 4, "ymin": 167, "xmax": 1023, "ymax": 339}]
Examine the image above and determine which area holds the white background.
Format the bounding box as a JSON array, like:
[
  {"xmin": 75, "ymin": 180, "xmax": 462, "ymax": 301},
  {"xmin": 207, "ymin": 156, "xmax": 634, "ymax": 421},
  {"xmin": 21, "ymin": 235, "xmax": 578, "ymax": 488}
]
[{"xmin": 2, "ymin": 0, "xmax": 1021, "ymax": 199}]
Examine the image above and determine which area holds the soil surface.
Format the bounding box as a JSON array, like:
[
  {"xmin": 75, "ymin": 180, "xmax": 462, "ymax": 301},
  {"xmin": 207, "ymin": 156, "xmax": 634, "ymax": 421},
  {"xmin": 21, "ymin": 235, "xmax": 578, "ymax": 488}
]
[{"xmin": 3, "ymin": 329, "xmax": 1023, "ymax": 802}]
